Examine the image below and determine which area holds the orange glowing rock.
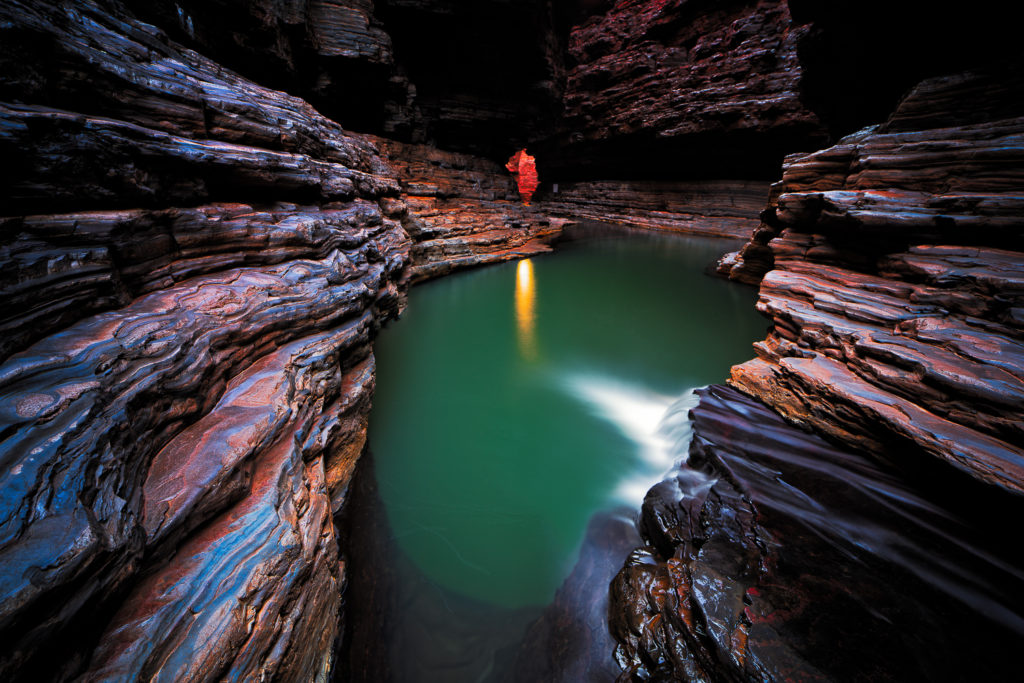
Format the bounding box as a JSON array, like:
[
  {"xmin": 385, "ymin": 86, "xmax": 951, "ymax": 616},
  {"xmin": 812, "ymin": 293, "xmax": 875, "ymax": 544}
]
[{"xmin": 506, "ymin": 148, "xmax": 539, "ymax": 204}]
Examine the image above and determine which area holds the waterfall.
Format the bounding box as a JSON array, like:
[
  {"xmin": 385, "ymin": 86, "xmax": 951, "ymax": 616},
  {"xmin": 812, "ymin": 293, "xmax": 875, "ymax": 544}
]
[{"xmin": 561, "ymin": 373, "xmax": 713, "ymax": 507}]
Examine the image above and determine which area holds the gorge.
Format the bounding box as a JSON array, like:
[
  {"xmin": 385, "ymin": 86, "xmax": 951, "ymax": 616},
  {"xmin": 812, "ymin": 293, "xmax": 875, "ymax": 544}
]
[{"xmin": 1, "ymin": 1, "xmax": 1022, "ymax": 681}]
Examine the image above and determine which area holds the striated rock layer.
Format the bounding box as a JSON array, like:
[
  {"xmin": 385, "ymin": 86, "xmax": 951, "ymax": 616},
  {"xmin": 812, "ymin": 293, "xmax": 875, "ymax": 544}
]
[
  {"xmin": 541, "ymin": 179, "xmax": 769, "ymax": 238},
  {"xmin": 0, "ymin": 1, "xmax": 570, "ymax": 678},
  {"xmin": 134, "ymin": 0, "xmax": 564, "ymax": 158},
  {"xmin": 720, "ymin": 68, "xmax": 1024, "ymax": 496},
  {"xmin": 546, "ymin": 0, "xmax": 827, "ymax": 178},
  {"xmin": 368, "ymin": 135, "xmax": 569, "ymax": 282},
  {"xmin": 612, "ymin": 384, "xmax": 1024, "ymax": 681}
]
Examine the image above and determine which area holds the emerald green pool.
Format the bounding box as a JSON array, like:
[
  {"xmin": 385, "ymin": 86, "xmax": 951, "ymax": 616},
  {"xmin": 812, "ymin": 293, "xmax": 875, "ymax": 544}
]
[{"xmin": 370, "ymin": 232, "xmax": 766, "ymax": 614}]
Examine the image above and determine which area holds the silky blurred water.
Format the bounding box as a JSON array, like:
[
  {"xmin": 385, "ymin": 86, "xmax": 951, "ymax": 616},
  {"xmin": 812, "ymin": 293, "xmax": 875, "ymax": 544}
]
[{"xmin": 370, "ymin": 233, "xmax": 765, "ymax": 611}]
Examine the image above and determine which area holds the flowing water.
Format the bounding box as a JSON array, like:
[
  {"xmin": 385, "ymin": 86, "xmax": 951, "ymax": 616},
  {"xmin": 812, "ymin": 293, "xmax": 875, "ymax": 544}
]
[{"xmin": 364, "ymin": 232, "xmax": 765, "ymax": 680}]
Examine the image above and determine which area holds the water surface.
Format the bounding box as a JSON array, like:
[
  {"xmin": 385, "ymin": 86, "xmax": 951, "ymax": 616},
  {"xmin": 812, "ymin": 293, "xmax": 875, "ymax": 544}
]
[{"xmin": 368, "ymin": 232, "xmax": 766, "ymax": 678}]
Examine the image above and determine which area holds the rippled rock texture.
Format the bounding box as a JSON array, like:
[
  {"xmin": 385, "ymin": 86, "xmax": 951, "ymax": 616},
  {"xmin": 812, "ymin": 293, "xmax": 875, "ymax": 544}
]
[
  {"xmin": 0, "ymin": 1, "xmax": 411, "ymax": 679},
  {"xmin": 132, "ymin": 0, "xmax": 418, "ymax": 139},
  {"xmin": 612, "ymin": 384, "xmax": 1024, "ymax": 681},
  {"xmin": 369, "ymin": 136, "xmax": 568, "ymax": 282},
  {"xmin": 721, "ymin": 68, "xmax": 1024, "ymax": 496}
]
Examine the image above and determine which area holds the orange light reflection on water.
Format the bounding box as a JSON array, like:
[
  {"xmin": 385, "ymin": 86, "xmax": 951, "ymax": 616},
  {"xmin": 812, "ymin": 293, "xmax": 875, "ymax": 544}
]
[{"xmin": 515, "ymin": 259, "xmax": 537, "ymax": 361}]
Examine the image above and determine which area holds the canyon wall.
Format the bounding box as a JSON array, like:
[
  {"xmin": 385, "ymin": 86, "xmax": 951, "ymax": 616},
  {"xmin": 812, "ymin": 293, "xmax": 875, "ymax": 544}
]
[
  {"xmin": 721, "ymin": 68, "xmax": 1024, "ymax": 497},
  {"xmin": 609, "ymin": 35, "xmax": 1024, "ymax": 683},
  {"xmin": 535, "ymin": 0, "xmax": 822, "ymax": 237},
  {"xmin": 544, "ymin": 0, "xmax": 827, "ymax": 179},
  {"xmin": 135, "ymin": 0, "xmax": 563, "ymax": 158},
  {"xmin": 0, "ymin": 2, "xmax": 569, "ymax": 678}
]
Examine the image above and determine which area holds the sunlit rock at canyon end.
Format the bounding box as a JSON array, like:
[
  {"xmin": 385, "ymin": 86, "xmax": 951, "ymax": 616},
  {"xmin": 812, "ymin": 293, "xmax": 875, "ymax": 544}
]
[{"xmin": 505, "ymin": 149, "xmax": 539, "ymax": 204}]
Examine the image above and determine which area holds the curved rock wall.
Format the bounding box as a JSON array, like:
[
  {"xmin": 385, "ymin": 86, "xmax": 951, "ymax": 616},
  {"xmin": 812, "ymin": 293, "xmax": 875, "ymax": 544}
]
[
  {"xmin": 134, "ymin": 0, "xmax": 564, "ymax": 158},
  {"xmin": 0, "ymin": 2, "xmax": 410, "ymax": 679}
]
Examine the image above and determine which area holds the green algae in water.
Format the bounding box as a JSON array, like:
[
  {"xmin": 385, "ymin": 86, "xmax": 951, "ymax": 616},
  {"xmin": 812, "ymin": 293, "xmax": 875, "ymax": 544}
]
[{"xmin": 370, "ymin": 233, "xmax": 766, "ymax": 608}]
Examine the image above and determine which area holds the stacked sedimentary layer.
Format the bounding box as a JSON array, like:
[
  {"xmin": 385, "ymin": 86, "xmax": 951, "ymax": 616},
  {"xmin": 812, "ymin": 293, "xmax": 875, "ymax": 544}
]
[
  {"xmin": 368, "ymin": 136, "xmax": 569, "ymax": 282},
  {"xmin": 541, "ymin": 179, "xmax": 769, "ymax": 238},
  {"xmin": 611, "ymin": 385, "xmax": 1024, "ymax": 681},
  {"xmin": 0, "ymin": 2, "xmax": 412, "ymax": 680},
  {"xmin": 136, "ymin": 0, "xmax": 563, "ymax": 157},
  {"xmin": 548, "ymin": 0, "xmax": 826, "ymax": 175},
  {"xmin": 720, "ymin": 68, "xmax": 1024, "ymax": 496},
  {"xmin": 132, "ymin": 0, "xmax": 421, "ymax": 137}
]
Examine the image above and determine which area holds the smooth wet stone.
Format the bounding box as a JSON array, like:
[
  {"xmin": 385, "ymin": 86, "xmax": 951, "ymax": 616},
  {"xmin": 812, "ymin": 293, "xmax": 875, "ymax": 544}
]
[
  {"xmin": 509, "ymin": 511, "xmax": 641, "ymax": 683},
  {"xmin": 611, "ymin": 384, "xmax": 1024, "ymax": 682}
]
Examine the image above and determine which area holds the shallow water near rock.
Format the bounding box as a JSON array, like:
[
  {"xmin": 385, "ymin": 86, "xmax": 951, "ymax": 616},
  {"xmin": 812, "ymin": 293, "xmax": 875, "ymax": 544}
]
[{"xmin": 364, "ymin": 232, "xmax": 765, "ymax": 680}]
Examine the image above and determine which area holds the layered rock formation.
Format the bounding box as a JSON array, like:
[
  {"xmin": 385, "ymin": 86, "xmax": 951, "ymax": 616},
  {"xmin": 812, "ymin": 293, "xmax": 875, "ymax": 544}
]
[
  {"xmin": 369, "ymin": 136, "xmax": 568, "ymax": 282},
  {"xmin": 0, "ymin": 2, "xmax": 410, "ymax": 679},
  {"xmin": 542, "ymin": 179, "xmax": 768, "ymax": 238},
  {"xmin": 136, "ymin": 0, "xmax": 563, "ymax": 157},
  {"xmin": 537, "ymin": 0, "xmax": 822, "ymax": 240},
  {"xmin": 611, "ymin": 384, "xmax": 1024, "ymax": 681},
  {"xmin": 546, "ymin": 0, "xmax": 827, "ymax": 178},
  {"xmin": 721, "ymin": 68, "xmax": 1024, "ymax": 496}
]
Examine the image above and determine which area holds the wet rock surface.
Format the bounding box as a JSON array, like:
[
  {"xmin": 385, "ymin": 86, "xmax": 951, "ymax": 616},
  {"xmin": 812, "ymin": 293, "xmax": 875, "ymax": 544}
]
[
  {"xmin": 0, "ymin": 2, "xmax": 412, "ymax": 680},
  {"xmin": 611, "ymin": 384, "xmax": 1024, "ymax": 682},
  {"xmin": 721, "ymin": 68, "xmax": 1024, "ymax": 495},
  {"xmin": 509, "ymin": 511, "xmax": 641, "ymax": 683}
]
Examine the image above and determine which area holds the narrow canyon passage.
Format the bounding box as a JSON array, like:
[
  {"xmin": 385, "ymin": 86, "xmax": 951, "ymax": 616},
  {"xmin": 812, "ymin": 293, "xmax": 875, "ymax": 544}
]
[
  {"xmin": 2, "ymin": 0, "xmax": 1022, "ymax": 680},
  {"xmin": 355, "ymin": 232, "xmax": 765, "ymax": 680}
]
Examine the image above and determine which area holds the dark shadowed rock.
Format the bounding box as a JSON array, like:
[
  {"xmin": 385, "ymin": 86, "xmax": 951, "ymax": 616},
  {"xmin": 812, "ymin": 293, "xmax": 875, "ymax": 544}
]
[
  {"xmin": 611, "ymin": 384, "xmax": 1024, "ymax": 682},
  {"xmin": 509, "ymin": 511, "xmax": 640, "ymax": 683}
]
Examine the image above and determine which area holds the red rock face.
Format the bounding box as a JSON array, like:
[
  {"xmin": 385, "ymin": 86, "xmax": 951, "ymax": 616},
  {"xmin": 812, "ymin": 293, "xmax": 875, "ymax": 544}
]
[
  {"xmin": 548, "ymin": 0, "xmax": 828, "ymax": 176},
  {"xmin": 374, "ymin": 138, "xmax": 566, "ymax": 281},
  {"xmin": 506, "ymin": 149, "xmax": 540, "ymax": 204}
]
